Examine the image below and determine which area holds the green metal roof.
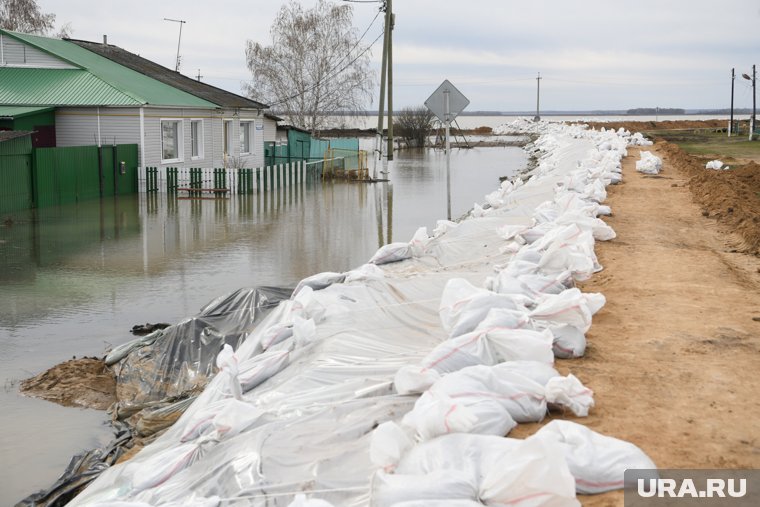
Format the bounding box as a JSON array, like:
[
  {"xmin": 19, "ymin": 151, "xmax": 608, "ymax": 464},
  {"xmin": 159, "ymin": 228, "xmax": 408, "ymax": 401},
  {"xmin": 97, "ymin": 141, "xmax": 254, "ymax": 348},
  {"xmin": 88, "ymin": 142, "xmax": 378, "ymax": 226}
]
[
  {"xmin": 0, "ymin": 68, "xmax": 142, "ymax": 106},
  {"xmin": 0, "ymin": 30, "xmax": 218, "ymax": 108},
  {"xmin": 0, "ymin": 105, "xmax": 55, "ymax": 118}
]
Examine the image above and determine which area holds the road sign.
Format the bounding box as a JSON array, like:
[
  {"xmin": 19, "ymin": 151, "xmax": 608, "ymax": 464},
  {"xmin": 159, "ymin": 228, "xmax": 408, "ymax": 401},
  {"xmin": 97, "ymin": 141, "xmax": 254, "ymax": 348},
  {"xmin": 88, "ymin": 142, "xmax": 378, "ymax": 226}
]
[{"xmin": 424, "ymin": 79, "xmax": 470, "ymax": 124}]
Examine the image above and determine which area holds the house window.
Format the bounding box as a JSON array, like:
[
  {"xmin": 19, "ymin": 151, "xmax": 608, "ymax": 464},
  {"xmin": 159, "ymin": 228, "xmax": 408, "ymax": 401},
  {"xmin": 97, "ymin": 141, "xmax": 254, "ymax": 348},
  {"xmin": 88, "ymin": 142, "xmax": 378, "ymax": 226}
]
[
  {"xmin": 240, "ymin": 121, "xmax": 252, "ymax": 154},
  {"xmin": 161, "ymin": 120, "xmax": 182, "ymax": 163},
  {"xmin": 223, "ymin": 120, "xmax": 234, "ymax": 156},
  {"xmin": 190, "ymin": 120, "xmax": 203, "ymax": 159}
]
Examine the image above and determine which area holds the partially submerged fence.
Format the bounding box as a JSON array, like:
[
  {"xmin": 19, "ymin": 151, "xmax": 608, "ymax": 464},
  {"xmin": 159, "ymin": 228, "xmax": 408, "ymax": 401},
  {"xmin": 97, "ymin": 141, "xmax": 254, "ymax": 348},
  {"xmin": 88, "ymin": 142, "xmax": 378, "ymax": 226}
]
[
  {"xmin": 141, "ymin": 160, "xmax": 322, "ymax": 194},
  {"xmin": 322, "ymin": 148, "xmax": 369, "ymax": 180}
]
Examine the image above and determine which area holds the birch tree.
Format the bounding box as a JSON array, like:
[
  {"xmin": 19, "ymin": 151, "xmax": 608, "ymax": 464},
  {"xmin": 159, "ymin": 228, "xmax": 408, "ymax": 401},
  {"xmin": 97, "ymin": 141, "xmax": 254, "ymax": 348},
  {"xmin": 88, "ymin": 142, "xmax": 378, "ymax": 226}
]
[
  {"xmin": 245, "ymin": 0, "xmax": 374, "ymax": 133},
  {"xmin": 0, "ymin": 0, "xmax": 70, "ymax": 37}
]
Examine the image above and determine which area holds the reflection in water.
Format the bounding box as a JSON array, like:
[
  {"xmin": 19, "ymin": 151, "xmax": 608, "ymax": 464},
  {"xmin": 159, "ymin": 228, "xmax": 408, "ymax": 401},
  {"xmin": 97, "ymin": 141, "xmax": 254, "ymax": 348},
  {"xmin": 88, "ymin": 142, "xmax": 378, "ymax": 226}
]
[{"xmin": 0, "ymin": 145, "xmax": 526, "ymax": 503}]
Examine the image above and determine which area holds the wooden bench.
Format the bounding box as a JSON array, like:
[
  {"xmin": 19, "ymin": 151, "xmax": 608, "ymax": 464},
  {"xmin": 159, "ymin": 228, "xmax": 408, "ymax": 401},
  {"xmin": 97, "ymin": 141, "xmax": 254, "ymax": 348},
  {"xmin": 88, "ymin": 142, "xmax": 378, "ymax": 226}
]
[{"xmin": 176, "ymin": 187, "xmax": 229, "ymax": 199}]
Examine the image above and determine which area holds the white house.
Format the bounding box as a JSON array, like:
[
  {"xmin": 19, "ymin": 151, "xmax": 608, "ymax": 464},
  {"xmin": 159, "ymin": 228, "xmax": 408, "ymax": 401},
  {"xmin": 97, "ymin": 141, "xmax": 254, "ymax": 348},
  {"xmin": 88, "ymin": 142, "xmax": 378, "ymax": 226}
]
[{"xmin": 0, "ymin": 29, "xmax": 279, "ymax": 180}]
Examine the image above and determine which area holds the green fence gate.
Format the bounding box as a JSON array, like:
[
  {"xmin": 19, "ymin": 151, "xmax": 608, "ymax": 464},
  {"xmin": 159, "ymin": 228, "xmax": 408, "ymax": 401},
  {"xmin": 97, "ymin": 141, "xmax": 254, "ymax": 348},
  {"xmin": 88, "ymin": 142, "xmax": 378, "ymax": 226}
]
[{"xmin": 33, "ymin": 144, "xmax": 139, "ymax": 207}]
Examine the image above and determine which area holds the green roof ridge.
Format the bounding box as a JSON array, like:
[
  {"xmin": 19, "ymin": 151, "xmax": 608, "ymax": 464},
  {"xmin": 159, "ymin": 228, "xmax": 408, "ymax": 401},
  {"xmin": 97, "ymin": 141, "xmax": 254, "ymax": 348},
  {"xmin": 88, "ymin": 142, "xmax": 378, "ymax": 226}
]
[{"xmin": 1, "ymin": 29, "xmax": 218, "ymax": 108}]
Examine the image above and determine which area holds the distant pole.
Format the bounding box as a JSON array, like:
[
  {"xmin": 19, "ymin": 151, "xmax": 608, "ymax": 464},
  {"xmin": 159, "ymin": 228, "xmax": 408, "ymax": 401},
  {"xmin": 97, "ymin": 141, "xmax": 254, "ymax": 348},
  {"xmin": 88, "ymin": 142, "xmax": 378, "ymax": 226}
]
[
  {"xmin": 445, "ymin": 89, "xmax": 452, "ymax": 221},
  {"xmin": 729, "ymin": 68, "xmax": 735, "ymax": 137},
  {"xmin": 373, "ymin": 1, "xmax": 391, "ymax": 180},
  {"xmin": 196, "ymin": 69, "xmax": 203, "ymax": 82},
  {"xmin": 752, "ymin": 64, "xmax": 756, "ymax": 141},
  {"xmin": 534, "ymin": 72, "xmax": 541, "ymax": 121},
  {"xmin": 164, "ymin": 18, "xmax": 186, "ymax": 72},
  {"xmin": 656, "ymin": 106, "xmax": 659, "ymax": 122},
  {"xmin": 386, "ymin": 7, "xmax": 394, "ymax": 162}
]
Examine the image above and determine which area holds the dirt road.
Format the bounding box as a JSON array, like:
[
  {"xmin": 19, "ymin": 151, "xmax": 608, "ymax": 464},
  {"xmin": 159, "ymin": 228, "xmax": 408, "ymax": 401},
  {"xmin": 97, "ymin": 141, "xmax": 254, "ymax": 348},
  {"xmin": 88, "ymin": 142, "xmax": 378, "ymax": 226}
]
[{"xmin": 513, "ymin": 145, "xmax": 760, "ymax": 505}]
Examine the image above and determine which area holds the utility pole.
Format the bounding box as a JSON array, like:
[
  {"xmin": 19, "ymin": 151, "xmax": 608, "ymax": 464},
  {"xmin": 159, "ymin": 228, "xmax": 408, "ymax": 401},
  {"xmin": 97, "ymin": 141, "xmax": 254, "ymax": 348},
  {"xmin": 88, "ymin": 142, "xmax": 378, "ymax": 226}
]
[
  {"xmin": 373, "ymin": 1, "xmax": 391, "ymax": 180},
  {"xmin": 534, "ymin": 72, "xmax": 541, "ymax": 121},
  {"xmin": 752, "ymin": 64, "xmax": 756, "ymax": 141},
  {"xmin": 743, "ymin": 66, "xmax": 756, "ymax": 141},
  {"xmin": 164, "ymin": 18, "xmax": 186, "ymax": 72},
  {"xmin": 196, "ymin": 69, "xmax": 203, "ymax": 82},
  {"xmin": 386, "ymin": 8, "xmax": 394, "ymax": 162},
  {"xmin": 729, "ymin": 68, "xmax": 735, "ymax": 137}
]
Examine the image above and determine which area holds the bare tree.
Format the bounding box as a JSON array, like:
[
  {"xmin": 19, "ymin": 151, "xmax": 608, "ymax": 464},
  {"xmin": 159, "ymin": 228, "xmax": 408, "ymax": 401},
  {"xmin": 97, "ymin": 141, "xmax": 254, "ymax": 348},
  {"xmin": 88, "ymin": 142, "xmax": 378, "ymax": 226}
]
[
  {"xmin": 0, "ymin": 0, "xmax": 69, "ymax": 37},
  {"xmin": 394, "ymin": 106, "xmax": 435, "ymax": 148},
  {"xmin": 245, "ymin": 0, "xmax": 374, "ymax": 133}
]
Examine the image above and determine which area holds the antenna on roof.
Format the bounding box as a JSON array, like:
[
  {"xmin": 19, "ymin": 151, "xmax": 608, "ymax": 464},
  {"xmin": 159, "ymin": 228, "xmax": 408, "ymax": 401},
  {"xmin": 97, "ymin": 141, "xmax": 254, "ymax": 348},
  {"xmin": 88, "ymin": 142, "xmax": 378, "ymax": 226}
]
[{"xmin": 163, "ymin": 18, "xmax": 186, "ymax": 72}]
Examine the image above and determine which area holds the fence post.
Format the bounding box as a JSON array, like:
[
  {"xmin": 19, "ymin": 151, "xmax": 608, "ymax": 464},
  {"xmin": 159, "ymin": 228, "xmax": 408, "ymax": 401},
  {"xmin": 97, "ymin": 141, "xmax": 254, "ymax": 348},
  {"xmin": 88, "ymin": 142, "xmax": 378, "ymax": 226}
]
[{"xmin": 256, "ymin": 168, "xmax": 261, "ymax": 193}]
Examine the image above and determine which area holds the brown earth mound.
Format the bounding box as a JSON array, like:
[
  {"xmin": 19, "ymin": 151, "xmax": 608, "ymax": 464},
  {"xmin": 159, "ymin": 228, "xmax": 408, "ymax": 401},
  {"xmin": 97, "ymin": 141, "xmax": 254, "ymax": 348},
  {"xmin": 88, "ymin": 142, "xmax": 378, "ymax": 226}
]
[
  {"xmin": 20, "ymin": 357, "xmax": 117, "ymax": 410},
  {"xmin": 584, "ymin": 119, "xmax": 727, "ymax": 132},
  {"xmin": 655, "ymin": 141, "xmax": 760, "ymax": 254}
]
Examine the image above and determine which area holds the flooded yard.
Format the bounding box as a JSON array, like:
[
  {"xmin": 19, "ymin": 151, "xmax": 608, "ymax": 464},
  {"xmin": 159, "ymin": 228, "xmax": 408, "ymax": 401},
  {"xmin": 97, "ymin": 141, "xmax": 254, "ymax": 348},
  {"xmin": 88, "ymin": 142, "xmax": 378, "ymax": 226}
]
[{"xmin": 0, "ymin": 144, "xmax": 527, "ymax": 503}]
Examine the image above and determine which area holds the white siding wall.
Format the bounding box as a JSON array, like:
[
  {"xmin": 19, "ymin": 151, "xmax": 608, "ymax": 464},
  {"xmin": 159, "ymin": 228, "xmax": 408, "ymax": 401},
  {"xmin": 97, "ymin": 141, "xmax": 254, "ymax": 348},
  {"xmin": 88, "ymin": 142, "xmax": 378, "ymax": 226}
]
[
  {"xmin": 143, "ymin": 108, "xmax": 271, "ymax": 169},
  {"xmin": 0, "ymin": 35, "xmax": 78, "ymax": 68},
  {"xmin": 56, "ymin": 106, "xmax": 275, "ymax": 171},
  {"xmin": 55, "ymin": 107, "xmax": 141, "ymax": 146}
]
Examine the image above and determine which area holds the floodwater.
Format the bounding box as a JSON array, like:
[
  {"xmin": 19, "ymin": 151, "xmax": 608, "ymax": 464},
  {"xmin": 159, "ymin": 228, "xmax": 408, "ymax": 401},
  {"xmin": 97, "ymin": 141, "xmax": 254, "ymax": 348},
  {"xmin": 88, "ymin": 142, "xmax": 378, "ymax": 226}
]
[{"xmin": 0, "ymin": 144, "xmax": 527, "ymax": 504}]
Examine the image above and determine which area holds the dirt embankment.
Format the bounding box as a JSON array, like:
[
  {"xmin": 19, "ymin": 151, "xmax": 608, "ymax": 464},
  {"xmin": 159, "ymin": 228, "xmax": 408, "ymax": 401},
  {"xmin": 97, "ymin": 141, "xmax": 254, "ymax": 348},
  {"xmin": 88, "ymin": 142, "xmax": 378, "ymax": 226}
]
[
  {"xmin": 512, "ymin": 144, "xmax": 760, "ymax": 506},
  {"xmin": 656, "ymin": 141, "xmax": 760, "ymax": 254},
  {"xmin": 585, "ymin": 119, "xmax": 727, "ymax": 132},
  {"xmin": 20, "ymin": 357, "xmax": 116, "ymax": 410}
]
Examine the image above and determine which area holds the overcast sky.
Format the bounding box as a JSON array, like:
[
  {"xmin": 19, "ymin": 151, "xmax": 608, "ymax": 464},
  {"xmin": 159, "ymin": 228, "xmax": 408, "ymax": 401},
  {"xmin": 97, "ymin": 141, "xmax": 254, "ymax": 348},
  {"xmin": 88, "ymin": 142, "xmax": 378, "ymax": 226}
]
[{"xmin": 38, "ymin": 0, "xmax": 759, "ymax": 112}]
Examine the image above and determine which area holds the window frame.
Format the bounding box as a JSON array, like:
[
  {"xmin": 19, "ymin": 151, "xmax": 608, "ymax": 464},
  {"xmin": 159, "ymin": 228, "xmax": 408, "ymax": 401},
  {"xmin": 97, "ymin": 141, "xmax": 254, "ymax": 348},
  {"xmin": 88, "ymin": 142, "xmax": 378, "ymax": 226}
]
[
  {"xmin": 190, "ymin": 119, "xmax": 204, "ymax": 160},
  {"xmin": 223, "ymin": 119, "xmax": 234, "ymax": 157},
  {"xmin": 160, "ymin": 118, "xmax": 184, "ymax": 164},
  {"xmin": 240, "ymin": 121, "xmax": 253, "ymax": 155}
]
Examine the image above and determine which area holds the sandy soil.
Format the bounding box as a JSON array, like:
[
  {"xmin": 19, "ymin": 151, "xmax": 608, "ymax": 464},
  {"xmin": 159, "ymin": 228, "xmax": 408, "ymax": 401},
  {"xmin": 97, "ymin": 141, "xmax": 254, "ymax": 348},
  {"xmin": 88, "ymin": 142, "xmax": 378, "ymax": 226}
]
[
  {"xmin": 584, "ymin": 119, "xmax": 728, "ymax": 132},
  {"xmin": 513, "ymin": 145, "xmax": 760, "ymax": 505},
  {"xmin": 20, "ymin": 357, "xmax": 116, "ymax": 410}
]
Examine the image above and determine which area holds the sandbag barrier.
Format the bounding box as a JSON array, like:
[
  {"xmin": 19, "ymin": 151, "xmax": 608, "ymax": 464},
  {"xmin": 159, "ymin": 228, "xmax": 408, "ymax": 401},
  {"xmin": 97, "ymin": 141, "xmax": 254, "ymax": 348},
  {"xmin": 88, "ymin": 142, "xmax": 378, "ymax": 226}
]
[{"xmin": 65, "ymin": 120, "xmax": 657, "ymax": 507}]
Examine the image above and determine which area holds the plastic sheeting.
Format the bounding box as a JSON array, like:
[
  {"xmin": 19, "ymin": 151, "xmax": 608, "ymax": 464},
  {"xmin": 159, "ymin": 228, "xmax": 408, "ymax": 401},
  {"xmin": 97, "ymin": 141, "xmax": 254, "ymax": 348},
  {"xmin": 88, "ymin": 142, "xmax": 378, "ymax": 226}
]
[
  {"xmin": 70, "ymin": 120, "xmax": 655, "ymax": 507},
  {"xmin": 111, "ymin": 286, "xmax": 293, "ymax": 418}
]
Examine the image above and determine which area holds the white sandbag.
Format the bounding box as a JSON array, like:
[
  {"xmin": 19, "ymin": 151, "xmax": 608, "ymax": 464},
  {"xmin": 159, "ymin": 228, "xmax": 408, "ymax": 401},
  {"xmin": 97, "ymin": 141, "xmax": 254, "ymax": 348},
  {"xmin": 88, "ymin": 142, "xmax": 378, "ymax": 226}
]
[
  {"xmin": 705, "ymin": 160, "xmax": 725, "ymax": 170},
  {"xmin": 492, "ymin": 360, "xmax": 560, "ymax": 386},
  {"xmin": 409, "ymin": 227, "xmax": 431, "ymax": 256},
  {"xmin": 490, "ymin": 270, "xmax": 572, "ymax": 298},
  {"xmin": 529, "ymin": 288, "xmax": 605, "ymax": 333},
  {"xmin": 370, "ymin": 242, "xmax": 413, "ymax": 265},
  {"xmin": 418, "ymin": 332, "xmax": 497, "ymax": 374},
  {"xmin": 344, "ymin": 263, "xmax": 385, "ymax": 283},
  {"xmin": 636, "ymin": 151, "xmax": 662, "ymax": 175},
  {"xmin": 544, "ymin": 374, "xmax": 594, "ymax": 417},
  {"xmin": 532, "ymin": 420, "xmax": 657, "ymax": 494},
  {"xmin": 402, "ymin": 392, "xmax": 481, "ymax": 440},
  {"xmin": 381, "ymin": 433, "xmax": 579, "ymax": 507},
  {"xmin": 292, "ymin": 271, "xmax": 346, "ymax": 296},
  {"xmin": 485, "ymin": 328, "xmax": 556, "ymax": 364},
  {"xmin": 260, "ymin": 323, "xmax": 294, "ymax": 350},
  {"xmin": 410, "ymin": 365, "xmax": 543, "ymax": 425},
  {"xmin": 239, "ymin": 347, "xmax": 291, "ymax": 392},
  {"xmin": 439, "ymin": 278, "xmax": 530, "ymax": 338},
  {"xmin": 372, "ymin": 470, "xmax": 480, "ymax": 507},
  {"xmin": 370, "ymin": 421, "xmax": 415, "ymax": 471},
  {"xmin": 394, "ymin": 365, "xmax": 442, "ymax": 395},
  {"xmin": 216, "ymin": 344, "xmax": 242, "ymax": 400},
  {"xmin": 555, "ymin": 212, "xmax": 616, "ymax": 241},
  {"xmin": 479, "ymin": 436, "xmax": 580, "ymax": 507},
  {"xmin": 536, "ymin": 230, "xmax": 600, "ymax": 281},
  {"xmin": 549, "ymin": 324, "xmax": 587, "ymax": 359}
]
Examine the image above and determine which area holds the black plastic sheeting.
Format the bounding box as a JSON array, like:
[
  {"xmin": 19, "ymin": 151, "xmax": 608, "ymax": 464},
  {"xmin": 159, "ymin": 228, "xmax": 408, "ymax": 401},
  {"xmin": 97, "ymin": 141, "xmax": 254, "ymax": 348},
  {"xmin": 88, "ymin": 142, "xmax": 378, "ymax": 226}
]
[{"xmin": 18, "ymin": 286, "xmax": 292, "ymax": 507}]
